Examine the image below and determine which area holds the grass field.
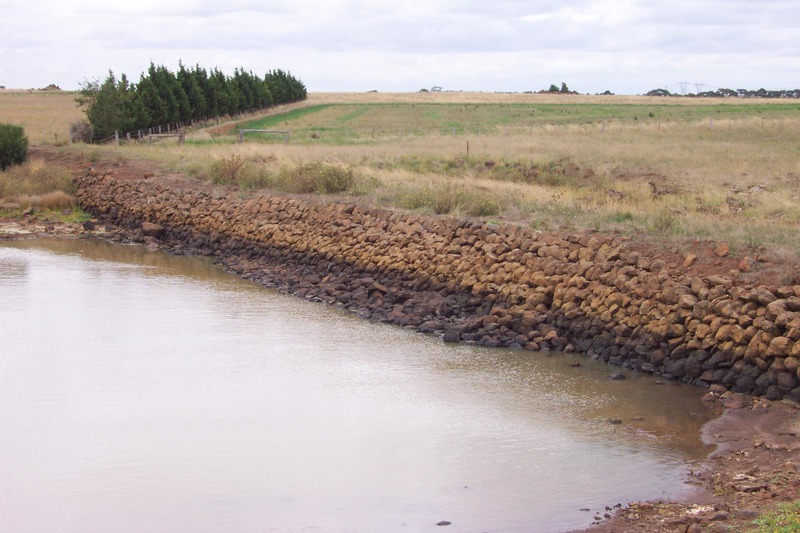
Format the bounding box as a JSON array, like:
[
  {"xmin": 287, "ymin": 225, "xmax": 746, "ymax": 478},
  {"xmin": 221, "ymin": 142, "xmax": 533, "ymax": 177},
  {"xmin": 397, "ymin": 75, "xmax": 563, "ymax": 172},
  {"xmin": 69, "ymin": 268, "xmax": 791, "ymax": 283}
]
[
  {"xmin": 233, "ymin": 100, "xmax": 800, "ymax": 144},
  {"xmin": 0, "ymin": 90, "xmax": 84, "ymax": 145},
  {"xmin": 2, "ymin": 90, "xmax": 799, "ymax": 268}
]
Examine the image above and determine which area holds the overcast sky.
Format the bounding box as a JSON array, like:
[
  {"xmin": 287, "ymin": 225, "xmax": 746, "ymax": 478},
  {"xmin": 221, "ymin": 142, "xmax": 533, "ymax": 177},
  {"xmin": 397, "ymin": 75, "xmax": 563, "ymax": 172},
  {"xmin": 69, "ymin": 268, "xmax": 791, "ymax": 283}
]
[{"xmin": 2, "ymin": 0, "xmax": 798, "ymax": 94}]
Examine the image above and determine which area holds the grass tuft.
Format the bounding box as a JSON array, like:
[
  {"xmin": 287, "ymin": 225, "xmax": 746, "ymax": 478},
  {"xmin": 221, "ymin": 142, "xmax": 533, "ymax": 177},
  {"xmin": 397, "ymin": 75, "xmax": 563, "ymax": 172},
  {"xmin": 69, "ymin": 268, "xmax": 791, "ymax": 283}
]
[
  {"xmin": 17, "ymin": 191, "xmax": 77, "ymax": 209},
  {"xmin": 391, "ymin": 182, "xmax": 500, "ymax": 217},
  {"xmin": 276, "ymin": 161, "xmax": 360, "ymax": 194},
  {"xmin": 751, "ymin": 500, "xmax": 800, "ymax": 533},
  {"xmin": 0, "ymin": 159, "xmax": 74, "ymax": 200}
]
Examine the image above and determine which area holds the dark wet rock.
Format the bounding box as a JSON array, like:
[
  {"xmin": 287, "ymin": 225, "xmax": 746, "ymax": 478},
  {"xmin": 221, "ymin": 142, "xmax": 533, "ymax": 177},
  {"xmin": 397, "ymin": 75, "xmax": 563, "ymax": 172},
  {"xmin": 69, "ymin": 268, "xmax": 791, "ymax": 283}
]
[
  {"xmin": 721, "ymin": 392, "xmax": 751, "ymax": 409},
  {"xmin": 82, "ymin": 220, "xmax": 96, "ymax": 231},
  {"xmin": 609, "ymin": 372, "xmax": 626, "ymax": 380},
  {"xmin": 708, "ymin": 510, "xmax": 730, "ymax": 521},
  {"xmin": 442, "ymin": 330, "xmax": 461, "ymax": 343},
  {"xmin": 436, "ymin": 520, "xmax": 451, "ymax": 526}
]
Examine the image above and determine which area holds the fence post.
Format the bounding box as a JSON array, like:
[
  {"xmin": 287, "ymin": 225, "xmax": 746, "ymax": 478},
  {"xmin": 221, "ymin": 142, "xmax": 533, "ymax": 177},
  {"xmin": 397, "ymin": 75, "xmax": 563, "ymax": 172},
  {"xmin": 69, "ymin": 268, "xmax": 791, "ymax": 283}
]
[
  {"xmin": 238, "ymin": 130, "xmax": 244, "ymax": 143},
  {"xmin": 114, "ymin": 130, "xmax": 119, "ymax": 146},
  {"xmin": 179, "ymin": 132, "xmax": 185, "ymax": 145}
]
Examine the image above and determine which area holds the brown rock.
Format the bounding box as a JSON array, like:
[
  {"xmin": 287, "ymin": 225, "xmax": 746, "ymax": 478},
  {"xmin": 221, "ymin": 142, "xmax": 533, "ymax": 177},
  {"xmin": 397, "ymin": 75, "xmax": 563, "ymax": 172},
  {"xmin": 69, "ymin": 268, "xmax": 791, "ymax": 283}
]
[
  {"xmin": 766, "ymin": 299, "xmax": 788, "ymax": 319},
  {"xmin": 706, "ymin": 275, "xmax": 732, "ymax": 287},
  {"xmin": 766, "ymin": 336, "xmax": 792, "ymax": 358},
  {"xmin": 678, "ymin": 293, "xmax": 699, "ymax": 309},
  {"xmin": 748, "ymin": 287, "xmax": 777, "ymax": 305},
  {"xmin": 683, "ymin": 253, "xmax": 697, "ymax": 268},
  {"xmin": 739, "ymin": 256, "xmax": 756, "ymax": 272},
  {"xmin": 714, "ymin": 243, "xmax": 730, "ymax": 257},
  {"xmin": 141, "ymin": 221, "xmax": 164, "ymax": 238}
]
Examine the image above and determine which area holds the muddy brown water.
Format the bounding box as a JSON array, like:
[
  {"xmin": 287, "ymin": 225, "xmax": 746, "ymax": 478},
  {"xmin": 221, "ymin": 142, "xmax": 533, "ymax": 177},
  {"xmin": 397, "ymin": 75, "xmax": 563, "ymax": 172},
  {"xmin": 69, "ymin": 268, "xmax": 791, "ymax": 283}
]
[{"xmin": 0, "ymin": 239, "xmax": 716, "ymax": 533}]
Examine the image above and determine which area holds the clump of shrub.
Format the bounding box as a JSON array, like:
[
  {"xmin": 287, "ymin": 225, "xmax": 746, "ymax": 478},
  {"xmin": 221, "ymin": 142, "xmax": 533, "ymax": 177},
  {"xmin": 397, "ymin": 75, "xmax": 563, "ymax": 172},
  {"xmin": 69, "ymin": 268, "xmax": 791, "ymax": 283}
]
[
  {"xmin": 0, "ymin": 123, "xmax": 28, "ymax": 170},
  {"xmin": 16, "ymin": 191, "xmax": 77, "ymax": 210},
  {"xmin": 0, "ymin": 159, "xmax": 77, "ymax": 210},
  {"xmin": 69, "ymin": 121, "xmax": 93, "ymax": 143},
  {"xmin": 205, "ymin": 157, "xmax": 372, "ymax": 194},
  {"xmin": 207, "ymin": 155, "xmax": 274, "ymax": 191},
  {"xmin": 277, "ymin": 161, "xmax": 358, "ymax": 194},
  {"xmin": 394, "ymin": 183, "xmax": 500, "ymax": 216},
  {"xmin": 209, "ymin": 155, "xmax": 248, "ymax": 184},
  {"xmin": 0, "ymin": 159, "xmax": 74, "ymax": 200},
  {"xmin": 649, "ymin": 209, "xmax": 680, "ymax": 233}
]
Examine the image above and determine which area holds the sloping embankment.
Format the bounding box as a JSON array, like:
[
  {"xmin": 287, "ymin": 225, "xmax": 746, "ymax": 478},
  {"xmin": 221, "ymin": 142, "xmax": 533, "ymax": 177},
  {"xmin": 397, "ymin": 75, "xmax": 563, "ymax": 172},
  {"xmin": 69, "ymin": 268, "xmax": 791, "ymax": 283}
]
[{"xmin": 74, "ymin": 170, "xmax": 800, "ymax": 401}]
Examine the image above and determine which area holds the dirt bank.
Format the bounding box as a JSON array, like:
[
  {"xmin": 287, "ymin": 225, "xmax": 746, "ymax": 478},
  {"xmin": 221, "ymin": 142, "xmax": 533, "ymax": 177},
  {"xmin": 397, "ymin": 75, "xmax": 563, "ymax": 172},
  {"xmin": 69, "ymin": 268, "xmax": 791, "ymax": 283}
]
[
  {"xmin": 572, "ymin": 395, "xmax": 800, "ymax": 532},
  {"xmin": 14, "ymin": 147, "xmax": 800, "ymax": 532}
]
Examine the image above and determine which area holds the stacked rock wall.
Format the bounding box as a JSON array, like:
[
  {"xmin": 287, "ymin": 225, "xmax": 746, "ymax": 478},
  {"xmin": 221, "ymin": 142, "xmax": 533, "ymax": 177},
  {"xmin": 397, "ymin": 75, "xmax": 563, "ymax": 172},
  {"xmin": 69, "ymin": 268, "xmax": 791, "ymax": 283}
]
[{"xmin": 75, "ymin": 171, "xmax": 800, "ymax": 401}]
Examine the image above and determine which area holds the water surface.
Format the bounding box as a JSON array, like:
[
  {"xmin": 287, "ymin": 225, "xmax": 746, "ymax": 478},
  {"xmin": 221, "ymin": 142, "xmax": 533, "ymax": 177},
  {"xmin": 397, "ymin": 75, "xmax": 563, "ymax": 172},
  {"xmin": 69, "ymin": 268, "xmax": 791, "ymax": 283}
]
[{"xmin": 0, "ymin": 239, "xmax": 715, "ymax": 533}]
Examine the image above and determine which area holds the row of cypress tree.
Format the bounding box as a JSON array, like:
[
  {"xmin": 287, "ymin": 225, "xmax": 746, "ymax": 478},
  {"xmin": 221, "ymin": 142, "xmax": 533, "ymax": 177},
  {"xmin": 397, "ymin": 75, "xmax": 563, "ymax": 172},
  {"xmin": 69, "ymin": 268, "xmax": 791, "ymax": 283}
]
[{"xmin": 77, "ymin": 62, "xmax": 307, "ymax": 141}]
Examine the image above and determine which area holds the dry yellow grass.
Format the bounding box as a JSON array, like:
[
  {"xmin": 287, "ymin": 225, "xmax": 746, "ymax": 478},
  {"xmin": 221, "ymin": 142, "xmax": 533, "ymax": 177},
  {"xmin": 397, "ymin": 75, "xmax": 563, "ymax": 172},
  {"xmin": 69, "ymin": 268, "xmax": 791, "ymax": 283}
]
[
  {"xmin": 0, "ymin": 158, "xmax": 75, "ymax": 200},
  {"xmin": 14, "ymin": 91, "xmax": 800, "ymax": 262},
  {"xmin": 0, "ymin": 90, "xmax": 85, "ymax": 145},
  {"xmin": 306, "ymin": 91, "xmax": 777, "ymax": 106},
  {"xmin": 15, "ymin": 190, "xmax": 77, "ymax": 210}
]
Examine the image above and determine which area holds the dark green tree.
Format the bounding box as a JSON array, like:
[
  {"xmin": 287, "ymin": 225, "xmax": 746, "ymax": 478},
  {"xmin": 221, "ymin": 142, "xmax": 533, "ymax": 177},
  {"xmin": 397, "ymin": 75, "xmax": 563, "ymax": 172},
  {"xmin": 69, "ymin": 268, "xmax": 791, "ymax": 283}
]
[
  {"xmin": 135, "ymin": 76, "xmax": 164, "ymax": 130},
  {"xmin": 178, "ymin": 62, "xmax": 207, "ymax": 120},
  {"xmin": 76, "ymin": 71, "xmax": 132, "ymax": 140},
  {"xmin": 75, "ymin": 63, "xmax": 306, "ymax": 140}
]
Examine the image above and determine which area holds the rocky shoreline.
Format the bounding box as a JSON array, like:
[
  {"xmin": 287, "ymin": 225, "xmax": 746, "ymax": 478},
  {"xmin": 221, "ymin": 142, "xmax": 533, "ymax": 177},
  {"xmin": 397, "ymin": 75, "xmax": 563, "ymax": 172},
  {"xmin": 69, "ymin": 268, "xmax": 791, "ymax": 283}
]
[
  {"xmin": 70, "ymin": 164, "xmax": 800, "ymax": 404},
  {"xmin": 5, "ymin": 148, "xmax": 799, "ymax": 532}
]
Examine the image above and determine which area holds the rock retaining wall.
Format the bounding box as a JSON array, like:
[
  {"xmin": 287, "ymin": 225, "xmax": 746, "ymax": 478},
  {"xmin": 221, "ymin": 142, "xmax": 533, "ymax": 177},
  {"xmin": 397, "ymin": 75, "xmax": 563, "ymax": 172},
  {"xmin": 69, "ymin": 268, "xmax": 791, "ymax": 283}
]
[{"xmin": 75, "ymin": 171, "xmax": 800, "ymax": 401}]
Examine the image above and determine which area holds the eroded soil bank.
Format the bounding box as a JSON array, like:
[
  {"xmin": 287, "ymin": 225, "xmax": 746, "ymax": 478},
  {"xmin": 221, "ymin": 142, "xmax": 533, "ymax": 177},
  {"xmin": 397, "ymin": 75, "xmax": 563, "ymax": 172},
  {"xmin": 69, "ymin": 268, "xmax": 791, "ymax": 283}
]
[{"xmin": 9, "ymin": 147, "xmax": 799, "ymax": 532}]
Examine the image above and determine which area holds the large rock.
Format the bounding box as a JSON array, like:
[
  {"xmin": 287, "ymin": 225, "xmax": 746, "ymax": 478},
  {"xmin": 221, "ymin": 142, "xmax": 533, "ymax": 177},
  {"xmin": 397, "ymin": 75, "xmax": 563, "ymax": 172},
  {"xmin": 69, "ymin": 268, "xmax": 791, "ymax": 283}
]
[{"xmin": 141, "ymin": 221, "xmax": 164, "ymax": 238}]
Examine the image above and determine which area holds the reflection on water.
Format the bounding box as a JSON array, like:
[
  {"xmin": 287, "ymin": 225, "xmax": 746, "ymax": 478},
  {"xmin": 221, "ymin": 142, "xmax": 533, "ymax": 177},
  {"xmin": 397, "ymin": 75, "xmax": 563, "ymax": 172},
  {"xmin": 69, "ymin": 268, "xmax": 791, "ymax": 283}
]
[{"xmin": 0, "ymin": 239, "xmax": 715, "ymax": 533}]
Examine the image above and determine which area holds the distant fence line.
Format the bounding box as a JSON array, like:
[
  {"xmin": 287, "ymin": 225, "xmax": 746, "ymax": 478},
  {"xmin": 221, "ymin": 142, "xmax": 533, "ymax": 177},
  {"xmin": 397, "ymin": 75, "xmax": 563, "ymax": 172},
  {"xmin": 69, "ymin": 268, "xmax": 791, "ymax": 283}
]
[
  {"xmin": 85, "ymin": 109, "xmax": 268, "ymax": 145},
  {"xmin": 238, "ymin": 129, "xmax": 290, "ymax": 143}
]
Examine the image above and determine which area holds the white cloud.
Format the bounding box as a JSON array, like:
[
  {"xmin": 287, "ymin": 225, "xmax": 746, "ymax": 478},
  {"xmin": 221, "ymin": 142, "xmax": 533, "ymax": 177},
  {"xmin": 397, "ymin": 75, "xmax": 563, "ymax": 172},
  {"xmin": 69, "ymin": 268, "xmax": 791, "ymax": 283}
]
[{"xmin": 1, "ymin": 0, "xmax": 798, "ymax": 93}]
